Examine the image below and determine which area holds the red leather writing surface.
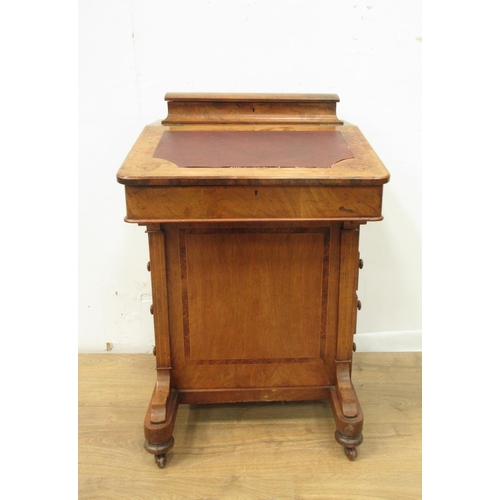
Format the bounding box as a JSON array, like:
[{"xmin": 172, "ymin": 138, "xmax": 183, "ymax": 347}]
[{"xmin": 153, "ymin": 131, "xmax": 353, "ymax": 168}]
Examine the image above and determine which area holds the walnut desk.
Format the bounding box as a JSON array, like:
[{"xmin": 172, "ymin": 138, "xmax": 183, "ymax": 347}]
[{"xmin": 116, "ymin": 93, "xmax": 390, "ymax": 468}]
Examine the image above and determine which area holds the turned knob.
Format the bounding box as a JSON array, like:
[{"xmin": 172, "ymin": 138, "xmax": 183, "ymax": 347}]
[
  {"xmin": 357, "ymin": 300, "xmax": 362, "ymax": 310},
  {"xmin": 153, "ymin": 346, "xmax": 156, "ymax": 356},
  {"xmin": 359, "ymin": 258, "xmax": 364, "ymax": 269},
  {"xmin": 147, "ymin": 261, "xmax": 151, "ymax": 272},
  {"xmin": 352, "ymin": 342, "xmax": 357, "ymax": 352},
  {"xmin": 150, "ymin": 304, "xmax": 154, "ymax": 315}
]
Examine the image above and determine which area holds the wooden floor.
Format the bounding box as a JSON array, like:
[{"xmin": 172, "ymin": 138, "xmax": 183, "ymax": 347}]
[{"xmin": 79, "ymin": 352, "xmax": 421, "ymax": 499}]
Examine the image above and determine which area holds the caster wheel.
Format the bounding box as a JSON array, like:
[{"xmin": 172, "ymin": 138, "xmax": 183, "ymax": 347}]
[
  {"xmin": 155, "ymin": 454, "xmax": 166, "ymax": 468},
  {"xmin": 344, "ymin": 447, "xmax": 357, "ymax": 461}
]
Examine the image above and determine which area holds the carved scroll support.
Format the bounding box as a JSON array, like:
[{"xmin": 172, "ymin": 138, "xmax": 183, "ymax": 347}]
[
  {"xmin": 335, "ymin": 361, "xmax": 358, "ymax": 418},
  {"xmin": 143, "ymin": 368, "xmax": 179, "ymax": 468},
  {"xmin": 329, "ymin": 361, "xmax": 364, "ymax": 460},
  {"xmin": 150, "ymin": 369, "xmax": 171, "ymax": 424}
]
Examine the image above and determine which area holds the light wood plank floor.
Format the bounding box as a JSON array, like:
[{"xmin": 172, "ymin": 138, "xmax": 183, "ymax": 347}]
[{"xmin": 79, "ymin": 352, "xmax": 421, "ymax": 499}]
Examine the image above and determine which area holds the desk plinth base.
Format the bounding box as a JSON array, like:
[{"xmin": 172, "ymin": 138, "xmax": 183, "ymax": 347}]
[{"xmin": 143, "ymin": 375, "xmax": 364, "ymax": 468}]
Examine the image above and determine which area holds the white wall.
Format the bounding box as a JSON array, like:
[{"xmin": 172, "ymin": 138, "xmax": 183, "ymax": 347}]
[{"xmin": 79, "ymin": 0, "xmax": 421, "ymax": 353}]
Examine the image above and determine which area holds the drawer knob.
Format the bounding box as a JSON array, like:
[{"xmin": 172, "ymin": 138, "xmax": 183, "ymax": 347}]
[
  {"xmin": 147, "ymin": 261, "xmax": 151, "ymax": 272},
  {"xmin": 153, "ymin": 346, "xmax": 156, "ymax": 356},
  {"xmin": 357, "ymin": 300, "xmax": 362, "ymax": 310},
  {"xmin": 359, "ymin": 259, "xmax": 364, "ymax": 269},
  {"xmin": 353, "ymin": 342, "xmax": 357, "ymax": 352},
  {"xmin": 150, "ymin": 304, "xmax": 154, "ymax": 315}
]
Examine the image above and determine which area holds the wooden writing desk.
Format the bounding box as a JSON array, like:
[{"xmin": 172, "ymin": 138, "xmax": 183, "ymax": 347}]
[{"xmin": 117, "ymin": 93, "xmax": 390, "ymax": 468}]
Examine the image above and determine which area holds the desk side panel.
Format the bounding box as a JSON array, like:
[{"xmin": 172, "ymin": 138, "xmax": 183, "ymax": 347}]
[{"xmin": 165, "ymin": 223, "xmax": 341, "ymax": 390}]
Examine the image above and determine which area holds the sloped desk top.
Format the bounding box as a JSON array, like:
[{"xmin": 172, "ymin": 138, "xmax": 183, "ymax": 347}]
[{"xmin": 117, "ymin": 93, "xmax": 390, "ymax": 187}]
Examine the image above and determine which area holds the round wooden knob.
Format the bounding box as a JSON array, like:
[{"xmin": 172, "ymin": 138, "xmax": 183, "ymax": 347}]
[
  {"xmin": 153, "ymin": 346, "xmax": 156, "ymax": 356},
  {"xmin": 150, "ymin": 304, "xmax": 154, "ymax": 315},
  {"xmin": 357, "ymin": 300, "xmax": 362, "ymax": 310},
  {"xmin": 352, "ymin": 342, "xmax": 357, "ymax": 352},
  {"xmin": 359, "ymin": 259, "xmax": 364, "ymax": 269},
  {"xmin": 147, "ymin": 261, "xmax": 151, "ymax": 272}
]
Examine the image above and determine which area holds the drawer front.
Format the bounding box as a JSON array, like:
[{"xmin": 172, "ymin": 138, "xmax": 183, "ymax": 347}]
[{"xmin": 125, "ymin": 185, "xmax": 383, "ymax": 221}]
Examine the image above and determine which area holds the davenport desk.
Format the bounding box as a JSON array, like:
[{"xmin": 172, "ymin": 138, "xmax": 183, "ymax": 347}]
[{"xmin": 116, "ymin": 93, "xmax": 390, "ymax": 468}]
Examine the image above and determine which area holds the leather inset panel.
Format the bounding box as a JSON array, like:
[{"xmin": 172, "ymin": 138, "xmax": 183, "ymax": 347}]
[{"xmin": 153, "ymin": 130, "xmax": 354, "ymax": 168}]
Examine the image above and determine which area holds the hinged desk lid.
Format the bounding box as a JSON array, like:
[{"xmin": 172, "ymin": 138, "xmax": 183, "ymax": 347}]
[{"xmin": 117, "ymin": 93, "xmax": 390, "ymax": 187}]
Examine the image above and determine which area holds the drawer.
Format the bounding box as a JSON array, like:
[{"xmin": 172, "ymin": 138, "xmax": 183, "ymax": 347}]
[{"xmin": 124, "ymin": 185, "xmax": 383, "ymax": 221}]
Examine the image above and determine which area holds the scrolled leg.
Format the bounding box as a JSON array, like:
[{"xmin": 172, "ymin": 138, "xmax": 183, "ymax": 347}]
[
  {"xmin": 143, "ymin": 369, "xmax": 179, "ymax": 468},
  {"xmin": 329, "ymin": 361, "xmax": 364, "ymax": 461}
]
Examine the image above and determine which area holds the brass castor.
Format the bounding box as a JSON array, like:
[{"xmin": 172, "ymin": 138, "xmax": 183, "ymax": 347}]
[
  {"xmin": 154, "ymin": 454, "xmax": 166, "ymax": 468},
  {"xmin": 344, "ymin": 447, "xmax": 357, "ymax": 461},
  {"xmin": 144, "ymin": 437, "xmax": 174, "ymax": 469},
  {"xmin": 335, "ymin": 431, "xmax": 362, "ymax": 461}
]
